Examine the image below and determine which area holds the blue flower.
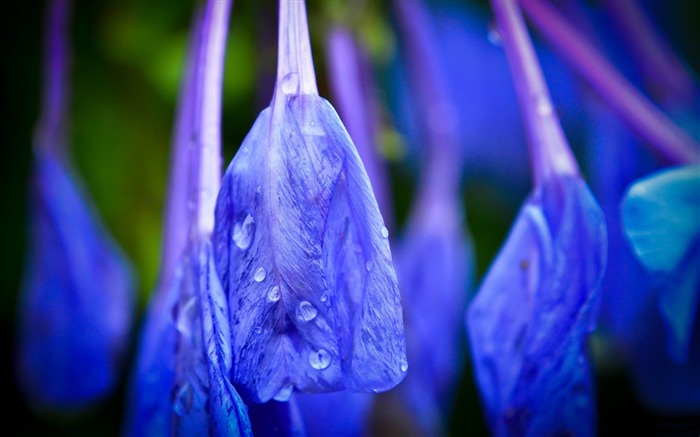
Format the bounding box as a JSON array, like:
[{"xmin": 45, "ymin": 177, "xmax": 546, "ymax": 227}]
[
  {"xmin": 622, "ymin": 165, "xmax": 700, "ymax": 359},
  {"xmin": 16, "ymin": 0, "xmax": 134, "ymax": 411},
  {"xmin": 213, "ymin": 0, "xmax": 406, "ymax": 403},
  {"xmin": 466, "ymin": 1, "xmax": 607, "ymax": 435},
  {"xmin": 124, "ymin": 2, "xmax": 252, "ymax": 435},
  {"xmin": 390, "ymin": 0, "xmax": 474, "ymax": 433},
  {"xmin": 18, "ymin": 155, "xmax": 135, "ymax": 410},
  {"xmin": 467, "ymin": 176, "xmax": 606, "ymax": 436}
]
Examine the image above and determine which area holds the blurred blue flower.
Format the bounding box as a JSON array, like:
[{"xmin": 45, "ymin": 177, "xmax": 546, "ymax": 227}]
[
  {"xmin": 622, "ymin": 166, "xmax": 700, "ymax": 360},
  {"xmin": 466, "ymin": 1, "xmax": 607, "ymax": 435},
  {"xmin": 213, "ymin": 0, "xmax": 406, "ymax": 404},
  {"xmin": 16, "ymin": 0, "xmax": 134, "ymax": 411},
  {"xmin": 621, "ymin": 165, "xmax": 700, "ymax": 412},
  {"xmin": 390, "ymin": 0, "xmax": 474, "ymax": 433}
]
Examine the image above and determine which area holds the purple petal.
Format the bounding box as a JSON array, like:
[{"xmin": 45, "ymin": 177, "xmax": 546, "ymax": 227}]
[
  {"xmin": 467, "ymin": 176, "xmax": 607, "ymax": 436},
  {"xmin": 17, "ymin": 155, "xmax": 134, "ymax": 409},
  {"xmin": 214, "ymin": 94, "xmax": 406, "ymax": 402}
]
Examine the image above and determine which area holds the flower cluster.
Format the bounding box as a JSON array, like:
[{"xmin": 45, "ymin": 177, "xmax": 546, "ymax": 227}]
[{"xmin": 13, "ymin": 0, "xmax": 699, "ymax": 436}]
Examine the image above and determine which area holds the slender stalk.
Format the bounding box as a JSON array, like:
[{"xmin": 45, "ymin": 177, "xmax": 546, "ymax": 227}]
[
  {"xmin": 492, "ymin": 0, "xmax": 579, "ymax": 186},
  {"xmin": 605, "ymin": 0, "xmax": 695, "ymax": 107},
  {"xmin": 35, "ymin": 0, "xmax": 72, "ymax": 158},
  {"xmin": 274, "ymin": 0, "xmax": 317, "ymax": 102},
  {"xmin": 157, "ymin": 9, "xmax": 203, "ymax": 295},
  {"xmin": 190, "ymin": 0, "xmax": 232, "ymax": 239},
  {"xmin": 520, "ymin": 0, "xmax": 699, "ymax": 165},
  {"xmin": 394, "ymin": 0, "xmax": 463, "ymax": 212},
  {"xmin": 326, "ymin": 28, "xmax": 393, "ymax": 229}
]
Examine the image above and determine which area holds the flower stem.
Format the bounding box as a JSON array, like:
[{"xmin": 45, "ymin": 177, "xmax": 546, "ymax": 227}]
[
  {"xmin": 520, "ymin": 0, "xmax": 700, "ymax": 165},
  {"xmin": 274, "ymin": 0, "xmax": 317, "ymax": 102},
  {"xmin": 190, "ymin": 0, "xmax": 231, "ymax": 239},
  {"xmin": 35, "ymin": 0, "xmax": 72, "ymax": 158},
  {"xmin": 604, "ymin": 0, "xmax": 695, "ymax": 108},
  {"xmin": 492, "ymin": 0, "xmax": 579, "ymax": 186},
  {"xmin": 395, "ymin": 0, "xmax": 463, "ymax": 218}
]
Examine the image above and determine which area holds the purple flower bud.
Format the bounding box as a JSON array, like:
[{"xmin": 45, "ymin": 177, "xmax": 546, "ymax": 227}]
[
  {"xmin": 125, "ymin": 2, "xmax": 252, "ymax": 435},
  {"xmin": 466, "ymin": 1, "xmax": 607, "ymax": 434},
  {"xmin": 213, "ymin": 0, "xmax": 406, "ymax": 403},
  {"xmin": 16, "ymin": 0, "xmax": 135, "ymax": 410}
]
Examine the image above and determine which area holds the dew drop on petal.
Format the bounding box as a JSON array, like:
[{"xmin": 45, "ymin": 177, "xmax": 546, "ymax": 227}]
[
  {"xmin": 400, "ymin": 358, "xmax": 408, "ymax": 372},
  {"xmin": 268, "ymin": 286, "xmax": 281, "ymax": 302},
  {"xmin": 175, "ymin": 296, "xmax": 197, "ymax": 336},
  {"xmin": 255, "ymin": 185, "xmax": 261, "ymax": 193},
  {"xmin": 296, "ymin": 301, "xmax": 318, "ymax": 322},
  {"xmin": 320, "ymin": 293, "xmax": 328, "ymax": 303},
  {"xmin": 172, "ymin": 383, "xmax": 193, "ymax": 416},
  {"xmin": 232, "ymin": 213, "xmax": 255, "ymax": 250},
  {"xmin": 273, "ymin": 384, "xmax": 293, "ymax": 402},
  {"xmin": 254, "ymin": 326, "xmax": 263, "ymax": 335},
  {"xmin": 308, "ymin": 349, "xmax": 331, "ymax": 370},
  {"xmin": 366, "ymin": 260, "xmax": 374, "ymax": 271},
  {"xmin": 254, "ymin": 267, "xmax": 266, "ymax": 282},
  {"xmin": 381, "ymin": 226, "xmax": 389, "ymax": 238}
]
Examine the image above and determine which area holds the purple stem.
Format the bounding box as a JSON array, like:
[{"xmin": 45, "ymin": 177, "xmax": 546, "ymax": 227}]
[
  {"xmin": 394, "ymin": 0, "xmax": 463, "ymax": 221},
  {"xmin": 188, "ymin": 0, "xmax": 232, "ymax": 240},
  {"xmin": 35, "ymin": 0, "xmax": 71, "ymax": 158},
  {"xmin": 604, "ymin": 0, "xmax": 696, "ymax": 107},
  {"xmin": 520, "ymin": 0, "xmax": 700, "ymax": 165},
  {"xmin": 326, "ymin": 28, "xmax": 393, "ymax": 230},
  {"xmin": 157, "ymin": 9, "xmax": 204, "ymax": 296},
  {"xmin": 492, "ymin": 0, "xmax": 579, "ymax": 186},
  {"xmin": 273, "ymin": 0, "xmax": 317, "ymax": 104}
]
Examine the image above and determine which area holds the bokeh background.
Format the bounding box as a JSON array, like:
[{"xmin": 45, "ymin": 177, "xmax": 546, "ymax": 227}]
[{"xmin": 2, "ymin": 0, "xmax": 699, "ymax": 435}]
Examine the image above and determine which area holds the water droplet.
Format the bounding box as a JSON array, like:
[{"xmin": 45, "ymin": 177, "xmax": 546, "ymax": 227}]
[
  {"xmin": 175, "ymin": 296, "xmax": 197, "ymax": 335},
  {"xmin": 308, "ymin": 349, "xmax": 331, "ymax": 370},
  {"xmin": 254, "ymin": 267, "xmax": 266, "ymax": 282},
  {"xmin": 296, "ymin": 301, "xmax": 318, "ymax": 322},
  {"xmin": 280, "ymin": 72, "xmax": 300, "ymax": 95},
  {"xmin": 172, "ymin": 383, "xmax": 193, "ymax": 416},
  {"xmin": 320, "ymin": 293, "xmax": 328, "ymax": 303},
  {"xmin": 268, "ymin": 286, "xmax": 281, "ymax": 302},
  {"xmin": 255, "ymin": 185, "xmax": 261, "ymax": 193},
  {"xmin": 232, "ymin": 214, "xmax": 255, "ymax": 250},
  {"xmin": 400, "ymin": 359, "xmax": 408, "ymax": 372},
  {"xmin": 381, "ymin": 226, "xmax": 389, "ymax": 238},
  {"xmin": 273, "ymin": 384, "xmax": 293, "ymax": 402},
  {"xmin": 536, "ymin": 96, "xmax": 553, "ymax": 116},
  {"xmin": 254, "ymin": 326, "xmax": 263, "ymax": 335},
  {"xmin": 365, "ymin": 260, "xmax": 374, "ymax": 271}
]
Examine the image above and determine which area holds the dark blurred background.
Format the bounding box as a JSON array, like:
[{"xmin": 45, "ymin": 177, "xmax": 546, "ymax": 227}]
[{"xmin": 1, "ymin": 0, "xmax": 699, "ymax": 435}]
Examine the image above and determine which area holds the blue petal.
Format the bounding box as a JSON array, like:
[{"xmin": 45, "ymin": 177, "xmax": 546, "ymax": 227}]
[
  {"xmin": 622, "ymin": 165, "xmax": 700, "ymax": 362},
  {"xmin": 170, "ymin": 241, "xmax": 252, "ymax": 436},
  {"xmin": 214, "ymin": 94, "xmax": 406, "ymax": 402},
  {"xmin": 467, "ymin": 176, "xmax": 607, "ymax": 436},
  {"xmin": 17, "ymin": 154, "xmax": 135, "ymax": 410}
]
